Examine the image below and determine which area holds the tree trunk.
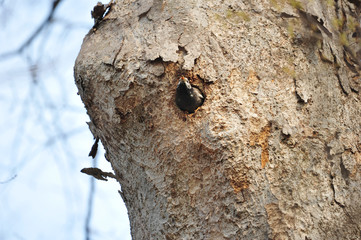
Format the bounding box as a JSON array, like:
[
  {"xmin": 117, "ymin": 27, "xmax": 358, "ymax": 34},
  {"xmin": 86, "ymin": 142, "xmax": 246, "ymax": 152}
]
[{"xmin": 74, "ymin": 0, "xmax": 361, "ymax": 239}]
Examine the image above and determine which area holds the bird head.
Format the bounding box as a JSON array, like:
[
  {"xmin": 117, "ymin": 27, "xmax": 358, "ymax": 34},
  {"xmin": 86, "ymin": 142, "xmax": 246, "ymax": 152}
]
[{"xmin": 178, "ymin": 76, "xmax": 192, "ymax": 90}]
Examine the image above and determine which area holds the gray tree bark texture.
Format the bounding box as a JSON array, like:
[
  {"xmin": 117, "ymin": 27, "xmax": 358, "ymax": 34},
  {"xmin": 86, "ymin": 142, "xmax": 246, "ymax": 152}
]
[{"xmin": 74, "ymin": 0, "xmax": 361, "ymax": 239}]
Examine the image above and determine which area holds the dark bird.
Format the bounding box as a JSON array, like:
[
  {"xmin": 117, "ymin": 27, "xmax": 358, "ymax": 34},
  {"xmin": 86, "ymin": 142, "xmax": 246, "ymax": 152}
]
[{"xmin": 175, "ymin": 77, "xmax": 204, "ymax": 113}]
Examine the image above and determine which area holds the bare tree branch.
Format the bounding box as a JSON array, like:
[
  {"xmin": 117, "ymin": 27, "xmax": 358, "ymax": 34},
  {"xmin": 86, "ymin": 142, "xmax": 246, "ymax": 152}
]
[
  {"xmin": 84, "ymin": 157, "xmax": 97, "ymax": 240},
  {"xmin": 0, "ymin": 174, "xmax": 17, "ymax": 184},
  {"xmin": 0, "ymin": 0, "xmax": 63, "ymax": 60}
]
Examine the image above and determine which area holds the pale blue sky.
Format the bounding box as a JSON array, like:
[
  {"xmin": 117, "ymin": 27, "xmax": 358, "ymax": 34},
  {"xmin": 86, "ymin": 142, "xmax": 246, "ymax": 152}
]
[{"xmin": 0, "ymin": 0, "xmax": 131, "ymax": 239}]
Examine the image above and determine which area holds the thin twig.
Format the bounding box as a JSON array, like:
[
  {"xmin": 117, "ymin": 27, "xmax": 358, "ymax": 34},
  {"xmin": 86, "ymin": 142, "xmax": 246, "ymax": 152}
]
[
  {"xmin": 0, "ymin": 175, "xmax": 17, "ymax": 184},
  {"xmin": 85, "ymin": 156, "xmax": 97, "ymax": 240},
  {"xmin": 0, "ymin": 0, "xmax": 63, "ymax": 60}
]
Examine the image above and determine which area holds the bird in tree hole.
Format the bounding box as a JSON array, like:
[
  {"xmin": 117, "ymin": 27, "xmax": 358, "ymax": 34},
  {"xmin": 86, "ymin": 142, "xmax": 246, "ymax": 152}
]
[{"xmin": 175, "ymin": 76, "xmax": 205, "ymax": 113}]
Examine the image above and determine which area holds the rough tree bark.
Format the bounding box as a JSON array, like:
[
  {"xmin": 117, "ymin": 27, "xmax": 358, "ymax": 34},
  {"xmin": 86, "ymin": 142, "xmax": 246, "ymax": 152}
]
[{"xmin": 74, "ymin": 0, "xmax": 361, "ymax": 239}]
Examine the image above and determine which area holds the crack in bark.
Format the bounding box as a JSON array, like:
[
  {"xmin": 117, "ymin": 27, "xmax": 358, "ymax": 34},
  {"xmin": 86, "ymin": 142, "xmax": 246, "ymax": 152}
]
[
  {"xmin": 348, "ymin": 0, "xmax": 361, "ymax": 8},
  {"xmin": 330, "ymin": 173, "xmax": 361, "ymax": 233},
  {"xmin": 343, "ymin": 51, "xmax": 359, "ymax": 73},
  {"xmin": 138, "ymin": 7, "xmax": 152, "ymax": 20},
  {"xmin": 318, "ymin": 50, "xmax": 334, "ymax": 64},
  {"xmin": 344, "ymin": 46, "xmax": 361, "ymax": 69},
  {"xmin": 293, "ymin": 78, "xmax": 307, "ymax": 104},
  {"xmin": 329, "ymin": 174, "xmax": 345, "ymax": 208},
  {"xmin": 335, "ymin": 72, "xmax": 350, "ymax": 95},
  {"xmin": 328, "ymin": 46, "xmax": 352, "ymax": 95},
  {"xmin": 297, "ymin": 9, "xmax": 332, "ymax": 38},
  {"xmin": 112, "ymin": 39, "xmax": 124, "ymax": 67}
]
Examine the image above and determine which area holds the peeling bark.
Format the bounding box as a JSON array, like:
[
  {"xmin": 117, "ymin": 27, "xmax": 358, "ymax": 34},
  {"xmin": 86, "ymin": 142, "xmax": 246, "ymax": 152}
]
[{"xmin": 74, "ymin": 0, "xmax": 361, "ymax": 239}]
